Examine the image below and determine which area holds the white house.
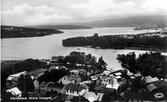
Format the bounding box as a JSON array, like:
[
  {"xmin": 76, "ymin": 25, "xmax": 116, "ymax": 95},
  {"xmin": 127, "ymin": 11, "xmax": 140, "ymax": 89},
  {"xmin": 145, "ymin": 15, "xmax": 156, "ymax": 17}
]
[
  {"xmin": 7, "ymin": 87, "xmax": 22, "ymax": 97},
  {"xmin": 101, "ymin": 76, "xmax": 114, "ymax": 86},
  {"xmin": 34, "ymin": 80, "xmax": 39, "ymax": 89},
  {"xmin": 62, "ymin": 83, "xmax": 88, "ymax": 96},
  {"xmin": 83, "ymin": 91, "xmax": 104, "ymax": 102}
]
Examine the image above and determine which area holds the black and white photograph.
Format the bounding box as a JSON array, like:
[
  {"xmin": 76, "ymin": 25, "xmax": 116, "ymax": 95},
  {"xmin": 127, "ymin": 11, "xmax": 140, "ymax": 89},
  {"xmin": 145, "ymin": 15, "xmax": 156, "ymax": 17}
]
[{"xmin": 1, "ymin": 0, "xmax": 167, "ymax": 101}]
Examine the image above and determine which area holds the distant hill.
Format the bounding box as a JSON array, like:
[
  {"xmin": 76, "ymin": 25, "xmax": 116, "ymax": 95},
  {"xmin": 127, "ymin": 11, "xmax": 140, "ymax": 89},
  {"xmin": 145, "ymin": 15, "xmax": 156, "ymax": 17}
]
[
  {"xmin": 1, "ymin": 25, "xmax": 63, "ymax": 38},
  {"xmin": 28, "ymin": 15, "xmax": 167, "ymax": 29},
  {"xmin": 27, "ymin": 25, "xmax": 92, "ymax": 29},
  {"xmin": 82, "ymin": 15, "xmax": 167, "ymax": 28}
]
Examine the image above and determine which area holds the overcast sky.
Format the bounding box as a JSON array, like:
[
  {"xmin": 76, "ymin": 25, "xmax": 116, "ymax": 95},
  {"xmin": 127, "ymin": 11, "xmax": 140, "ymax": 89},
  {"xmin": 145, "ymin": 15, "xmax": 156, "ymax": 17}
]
[{"xmin": 1, "ymin": 0, "xmax": 167, "ymax": 26}]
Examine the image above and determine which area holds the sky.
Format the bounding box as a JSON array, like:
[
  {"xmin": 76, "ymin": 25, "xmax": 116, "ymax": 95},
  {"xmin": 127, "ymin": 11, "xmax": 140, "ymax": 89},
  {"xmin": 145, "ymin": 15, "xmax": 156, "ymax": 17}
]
[{"xmin": 1, "ymin": 0, "xmax": 167, "ymax": 26}]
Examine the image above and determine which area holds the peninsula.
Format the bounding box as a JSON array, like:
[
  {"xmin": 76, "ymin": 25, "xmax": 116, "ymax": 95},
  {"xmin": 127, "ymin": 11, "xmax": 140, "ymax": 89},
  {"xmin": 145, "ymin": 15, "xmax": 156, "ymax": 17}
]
[
  {"xmin": 62, "ymin": 32, "xmax": 167, "ymax": 52},
  {"xmin": 1, "ymin": 25, "xmax": 63, "ymax": 38}
]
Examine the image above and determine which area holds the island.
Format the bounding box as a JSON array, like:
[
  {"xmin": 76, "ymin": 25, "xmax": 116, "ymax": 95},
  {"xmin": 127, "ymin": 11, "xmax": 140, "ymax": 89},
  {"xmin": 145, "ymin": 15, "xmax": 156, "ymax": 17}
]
[
  {"xmin": 62, "ymin": 32, "xmax": 167, "ymax": 52},
  {"xmin": 1, "ymin": 25, "xmax": 63, "ymax": 38}
]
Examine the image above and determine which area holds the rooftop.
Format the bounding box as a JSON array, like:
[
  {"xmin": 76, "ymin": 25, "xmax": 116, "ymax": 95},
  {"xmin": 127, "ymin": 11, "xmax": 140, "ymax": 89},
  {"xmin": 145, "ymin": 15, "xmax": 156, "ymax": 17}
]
[
  {"xmin": 28, "ymin": 68, "xmax": 47, "ymax": 75},
  {"xmin": 7, "ymin": 87, "xmax": 22, "ymax": 96},
  {"xmin": 64, "ymin": 83, "xmax": 88, "ymax": 92},
  {"xmin": 7, "ymin": 71, "xmax": 27, "ymax": 80}
]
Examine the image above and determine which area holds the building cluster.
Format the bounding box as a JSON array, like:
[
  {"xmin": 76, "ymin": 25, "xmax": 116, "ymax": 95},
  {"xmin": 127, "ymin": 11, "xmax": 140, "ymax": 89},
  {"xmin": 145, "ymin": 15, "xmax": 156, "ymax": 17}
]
[{"xmin": 5, "ymin": 57, "xmax": 167, "ymax": 102}]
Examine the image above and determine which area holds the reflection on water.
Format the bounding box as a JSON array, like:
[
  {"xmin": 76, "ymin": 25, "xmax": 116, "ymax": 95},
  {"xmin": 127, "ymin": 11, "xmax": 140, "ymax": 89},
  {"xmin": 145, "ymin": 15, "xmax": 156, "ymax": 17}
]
[{"xmin": 1, "ymin": 27, "xmax": 163, "ymax": 70}]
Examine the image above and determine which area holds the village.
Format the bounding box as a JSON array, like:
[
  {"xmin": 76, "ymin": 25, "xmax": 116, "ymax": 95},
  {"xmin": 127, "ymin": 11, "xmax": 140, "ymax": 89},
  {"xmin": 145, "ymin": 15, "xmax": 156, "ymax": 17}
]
[{"xmin": 2, "ymin": 51, "xmax": 167, "ymax": 102}]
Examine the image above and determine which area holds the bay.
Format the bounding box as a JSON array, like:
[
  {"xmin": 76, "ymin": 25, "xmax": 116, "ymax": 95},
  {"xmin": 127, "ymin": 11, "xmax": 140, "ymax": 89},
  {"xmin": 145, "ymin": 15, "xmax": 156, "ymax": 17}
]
[{"xmin": 1, "ymin": 27, "xmax": 165, "ymax": 70}]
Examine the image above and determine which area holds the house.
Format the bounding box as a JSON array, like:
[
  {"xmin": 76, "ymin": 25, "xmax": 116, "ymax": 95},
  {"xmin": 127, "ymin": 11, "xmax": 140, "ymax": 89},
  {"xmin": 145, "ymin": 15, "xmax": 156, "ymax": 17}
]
[
  {"xmin": 28, "ymin": 69, "xmax": 47, "ymax": 78},
  {"xmin": 62, "ymin": 83, "xmax": 89, "ymax": 96},
  {"xmin": 106, "ymin": 82, "xmax": 120, "ymax": 90},
  {"xmin": 114, "ymin": 72, "xmax": 122, "ymax": 76},
  {"xmin": 101, "ymin": 76, "xmax": 115, "ymax": 86},
  {"xmin": 7, "ymin": 87, "xmax": 22, "ymax": 97},
  {"xmin": 134, "ymin": 73, "xmax": 142, "ymax": 77},
  {"xmin": 118, "ymin": 78, "xmax": 128, "ymax": 86},
  {"xmin": 105, "ymin": 76, "xmax": 120, "ymax": 90},
  {"xmin": 58, "ymin": 75, "xmax": 81, "ymax": 85},
  {"xmin": 39, "ymin": 81, "xmax": 62, "ymax": 94},
  {"xmin": 80, "ymin": 80, "xmax": 92, "ymax": 85},
  {"xmin": 146, "ymin": 83, "xmax": 157, "ymax": 92},
  {"xmin": 83, "ymin": 91, "xmax": 104, "ymax": 102},
  {"xmin": 146, "ymin": 80, "xmax": 167, "ymax": 93},
  {"xmin": 49, "ymin": 65, "xmax": 58, "ymax": 71},
  {"xmin": 7, "ymin": 71, "xmax": 27, "ymax": 81},
  {"xmin": 70, "ymin": 70, "xmax": 79, "ymax": 75},
  {"xmin": 127, "ymin": 72, "xmax": 141, "ymax": 80},
  {"xmin": 146, "ymin": 80, "xmax": 167, "ymax": 100},
  {"xmin": 95, "ymin": 85, "xmax": 116, "ymax": 94},
  {"xmin": 70, "ymin": 69, "xmax": 87, "ymax": 75},
  {"xmin": 46, "ymin": 82, "xmax": 63, "ymax": 93},
  {"xmin": 6, "ymin": 71, "xmax": 27, "ymax": 89},
  {"xmin": 39, "ymin": 81, "xmax": 49, "ymax": 92},
  {"xmin": 144, "ymin": 76, "xmax": 159, "ymax": 84},
  {"xmin": 34, "ymin": 80, "xmax": 39, "ymax": 89}
]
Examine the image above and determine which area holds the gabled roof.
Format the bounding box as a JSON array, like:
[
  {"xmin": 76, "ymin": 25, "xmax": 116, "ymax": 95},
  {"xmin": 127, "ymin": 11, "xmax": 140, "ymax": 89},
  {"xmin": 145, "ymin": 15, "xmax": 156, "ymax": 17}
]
[
  {"xmin": 64, "ymin": 83, "xmax": 88, "ymax": 92},
  {"xmin": 146, "ymin": 83, "xmax": 157, "ymax": 92},
  {"xmin": 153, "ymin": 80, "xmax": 167, "ymax": 88},
  {"xmin": 83, "ymin": 91, "xmax": 100, "ymax": 102},
  {"xmin": 106, "ymin": 83, "xmax": 120, "ymax": 90},
  {"xmin": 7, "ymin": 71, "xmax": 27, "ymax": 81},
  {"xmin": 144, "ymin": 76, "xmax": 159, "ymax": 83},
  {"xmin": 134, "ymin": 73, "xmax": 142, "ymax": 77},
  {"xmin": 49, "ymin": 65, "xmax": 58, "ymax": 70},
  {"xmin": 146, "ymin": 80, "xmax": 167, "ymax": 92},
  {"xmin": 7, "ymin": 87, "xmax": 22, "ymax": 96},
  {"xmin": 61, "ymin": 75, "xmax": 80, "ymax": 81}
]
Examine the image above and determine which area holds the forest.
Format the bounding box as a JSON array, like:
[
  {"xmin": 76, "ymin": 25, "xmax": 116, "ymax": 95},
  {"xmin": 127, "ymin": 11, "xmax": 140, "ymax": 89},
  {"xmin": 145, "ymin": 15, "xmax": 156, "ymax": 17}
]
[
  {"xmin": 62, "ymin": 33, "xmax": 167, "ymax": 50},
  {"xmin": 117, "ymin": 52, "xmax": 167, "ymax": 78}
]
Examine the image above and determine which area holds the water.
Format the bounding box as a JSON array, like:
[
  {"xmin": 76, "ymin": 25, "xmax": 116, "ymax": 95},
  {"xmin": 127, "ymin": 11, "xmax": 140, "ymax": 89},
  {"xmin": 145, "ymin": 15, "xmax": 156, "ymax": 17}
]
[{"xmin": 1, "ymin": 27, "xmax": 164, "ymax": 70}]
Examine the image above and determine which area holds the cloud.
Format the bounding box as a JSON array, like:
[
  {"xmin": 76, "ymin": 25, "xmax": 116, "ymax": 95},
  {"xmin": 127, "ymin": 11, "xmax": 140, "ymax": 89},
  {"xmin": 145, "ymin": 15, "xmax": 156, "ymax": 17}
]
[{"xmin": 2, "ymin": 0, "xmax": 167, "ymax": 26}]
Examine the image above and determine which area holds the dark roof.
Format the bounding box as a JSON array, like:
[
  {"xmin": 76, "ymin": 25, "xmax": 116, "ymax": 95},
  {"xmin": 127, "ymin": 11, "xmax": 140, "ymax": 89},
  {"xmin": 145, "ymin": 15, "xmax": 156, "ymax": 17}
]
[
  {"xmin": 64, "ymin": 83, "xmax": 88, "ymax": 92},
  {"xmin": 146, "ymin": 80, "xmax": 167, "ymax": 92},
  {"xmin": 95, "ymin": 85, "xmax": 115, "ymax": 93},
  {"xmin": 47, "ymin": 82, "xmax": 63, "ymax": 88},
  {"xmin": 153, "ymin": 80, "xmax": 167, "ymax": 88}
]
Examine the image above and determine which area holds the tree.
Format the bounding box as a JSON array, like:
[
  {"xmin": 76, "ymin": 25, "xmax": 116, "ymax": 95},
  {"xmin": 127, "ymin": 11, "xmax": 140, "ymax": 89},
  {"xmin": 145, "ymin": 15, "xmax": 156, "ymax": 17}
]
[
  {"xmin": 117, "ymin": 52, "xmax": 167, "ymax": 78},
  {"xmin": 1, "ymin": 72, "xmax": 9, "ymax": 89},
  {"xmin": 97, "ymin": 56, "xmax": 107, "ymax": 70},
  {"xmin": 17, "ymin": 74, "xmax": 34, "ymax": 92},
  {"xmin": 37, "ymin": 69, "xmax": 69, "ymax": 84}
]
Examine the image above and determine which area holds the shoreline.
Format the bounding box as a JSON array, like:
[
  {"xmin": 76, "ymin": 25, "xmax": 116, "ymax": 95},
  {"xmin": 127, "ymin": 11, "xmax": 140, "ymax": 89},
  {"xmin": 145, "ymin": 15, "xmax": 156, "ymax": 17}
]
[
  {"xmin": 1, "ymin": 33, "xmax": 62, "ymax": 39},
  {"xmin": 91, "ymin": 46, "xmax": 167, "ymax": 52}
]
